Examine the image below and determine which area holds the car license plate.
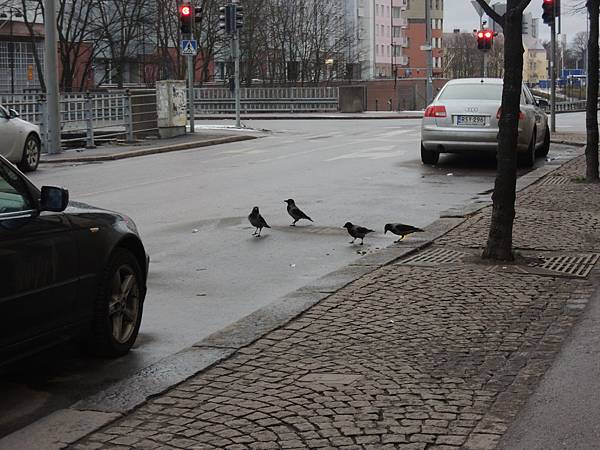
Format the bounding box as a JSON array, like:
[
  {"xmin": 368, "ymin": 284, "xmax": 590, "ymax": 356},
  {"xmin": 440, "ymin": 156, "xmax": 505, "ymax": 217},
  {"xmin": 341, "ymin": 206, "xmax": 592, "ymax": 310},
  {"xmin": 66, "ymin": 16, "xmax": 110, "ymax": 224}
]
[{"xmin": 456, "ymin": 115, "xmax": 486, "ymax": 126}]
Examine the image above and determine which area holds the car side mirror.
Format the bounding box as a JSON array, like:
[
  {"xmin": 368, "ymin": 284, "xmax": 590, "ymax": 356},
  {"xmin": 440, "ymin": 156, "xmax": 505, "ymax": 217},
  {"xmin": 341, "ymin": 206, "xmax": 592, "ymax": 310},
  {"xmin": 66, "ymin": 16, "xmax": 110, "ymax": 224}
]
[
  {"xmin": 40, "ymin": 186, "xmax": 69, "ymax": 212},
  {"xmin": 536, "ymin": 98, "xmax": 549, "ymax": 109},
  {"xmin": 8, "ymin": 109, "xmax": 20, "ymax": 119}
]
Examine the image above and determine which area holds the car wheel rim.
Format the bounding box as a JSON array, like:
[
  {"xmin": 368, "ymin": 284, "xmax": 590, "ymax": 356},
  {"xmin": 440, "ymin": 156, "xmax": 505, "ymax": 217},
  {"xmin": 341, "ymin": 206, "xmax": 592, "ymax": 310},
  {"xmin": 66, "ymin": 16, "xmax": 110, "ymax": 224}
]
[
  {"xmin": 108, "ymin": 265, "xmax": 140, "ymax": 344},
  {"xmin": 26, "ymin": 139, "xmax": 39, "ymax": 167}
]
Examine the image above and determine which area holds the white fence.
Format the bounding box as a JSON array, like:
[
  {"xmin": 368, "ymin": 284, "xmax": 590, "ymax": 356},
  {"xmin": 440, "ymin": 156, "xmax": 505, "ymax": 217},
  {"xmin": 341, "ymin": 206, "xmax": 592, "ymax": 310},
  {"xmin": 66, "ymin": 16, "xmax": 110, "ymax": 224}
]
[{"xmin": 0, "ymin": 91, "xmax": 157, "ymax": 149}]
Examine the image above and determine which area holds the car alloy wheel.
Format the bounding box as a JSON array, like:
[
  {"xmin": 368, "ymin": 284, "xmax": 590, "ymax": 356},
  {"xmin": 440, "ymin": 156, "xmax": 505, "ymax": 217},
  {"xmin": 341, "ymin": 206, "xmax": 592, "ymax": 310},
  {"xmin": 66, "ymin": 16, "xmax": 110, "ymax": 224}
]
[
  {"xmin": 88, "ymin": 248, "xmax": 144, "ymax": 357},
  {"xmin": 109, "ymin": 264, "xmax": 140, "ymax": 344},
  {"xmin": 18, "ymin": 135, "xmax": 41, "ymax": 172}
]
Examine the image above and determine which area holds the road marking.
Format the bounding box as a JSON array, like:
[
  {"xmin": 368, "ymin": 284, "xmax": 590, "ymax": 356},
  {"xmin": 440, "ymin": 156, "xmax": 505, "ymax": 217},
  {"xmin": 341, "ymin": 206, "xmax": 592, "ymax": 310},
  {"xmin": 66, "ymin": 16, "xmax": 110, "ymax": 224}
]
[{"xmin": 78, "ymin": 173, "xmax": 195, "ymax": 198}]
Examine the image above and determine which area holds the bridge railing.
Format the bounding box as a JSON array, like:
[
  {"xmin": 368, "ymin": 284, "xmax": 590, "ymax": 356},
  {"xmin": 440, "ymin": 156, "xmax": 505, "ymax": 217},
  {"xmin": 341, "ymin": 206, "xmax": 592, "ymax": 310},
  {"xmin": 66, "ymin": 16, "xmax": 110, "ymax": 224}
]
[{"xmin": 193, "ymin": 86, "xmax": 339, "ymax": 113}]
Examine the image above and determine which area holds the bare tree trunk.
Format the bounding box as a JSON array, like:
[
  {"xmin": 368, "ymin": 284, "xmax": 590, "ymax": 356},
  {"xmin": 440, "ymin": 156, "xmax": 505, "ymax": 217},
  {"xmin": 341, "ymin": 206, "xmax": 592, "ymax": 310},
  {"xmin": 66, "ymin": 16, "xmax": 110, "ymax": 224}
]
[
  {"xmin": 586, "ymin": 0, "xmax": 599, "ymax": 181},
  {"xmin": 476, "ymin": 0, "xmax": 530, "ymax": 261}
]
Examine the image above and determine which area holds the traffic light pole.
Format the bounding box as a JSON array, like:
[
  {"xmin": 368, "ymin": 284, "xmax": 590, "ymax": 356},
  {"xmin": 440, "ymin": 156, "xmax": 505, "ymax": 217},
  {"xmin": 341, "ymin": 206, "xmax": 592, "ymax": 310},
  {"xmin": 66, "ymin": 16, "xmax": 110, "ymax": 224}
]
[
  {"xmin": 44, "ymin": 0, "xmax": 61, "ymax": 154},
  {"xmin": 550, "ymin": 20, "xmax": 556, "ymax": 133},
  {"xmin": 233, "ymin": 31, "xmax": 241, "ymax": 128},
  {"xmin": 188, "ymin": 53, "xmax": 195, "ymax": 133}
]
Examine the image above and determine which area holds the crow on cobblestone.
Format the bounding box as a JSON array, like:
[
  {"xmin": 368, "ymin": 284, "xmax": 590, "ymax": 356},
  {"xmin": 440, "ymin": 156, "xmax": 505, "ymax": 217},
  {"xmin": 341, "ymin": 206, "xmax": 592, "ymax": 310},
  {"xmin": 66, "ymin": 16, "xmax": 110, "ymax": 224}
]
[
  {"xmin": 384, "ymin": 223, "xmax": 424, "ymax": 243},
  {"xmin": 343, "ymin": 222, "xmax": 374, "ymax": 245},
  {"xmin": 248, "ymin": 207, "xmax": 270, "ymax": 237},
  {"xmin": 284, "ymin": 199, "xmax": 313, "ymax": 226}
]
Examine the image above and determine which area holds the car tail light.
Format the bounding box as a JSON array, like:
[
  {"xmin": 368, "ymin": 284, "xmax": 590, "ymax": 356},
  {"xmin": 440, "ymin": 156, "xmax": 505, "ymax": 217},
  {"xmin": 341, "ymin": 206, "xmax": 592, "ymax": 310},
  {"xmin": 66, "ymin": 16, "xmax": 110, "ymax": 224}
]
[
  {"xmin": 424, "ymin": 105, "xmax": 447, "ymax": 118},
  {"xmin": 496, "ymin": 107, "xmax": 525, "ymax": 120}
]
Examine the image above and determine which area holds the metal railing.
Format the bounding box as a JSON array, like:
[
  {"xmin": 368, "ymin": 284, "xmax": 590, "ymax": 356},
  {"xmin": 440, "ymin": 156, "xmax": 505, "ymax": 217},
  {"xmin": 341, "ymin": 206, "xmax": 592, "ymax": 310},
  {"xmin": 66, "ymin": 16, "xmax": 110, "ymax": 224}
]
[
  {"xmin": 193, "ymin": 86, "xmax": 339, "ymax": 113},
  {"xmin": 1, "ymin": 91, "xmax": 158, "ymax": 151}
]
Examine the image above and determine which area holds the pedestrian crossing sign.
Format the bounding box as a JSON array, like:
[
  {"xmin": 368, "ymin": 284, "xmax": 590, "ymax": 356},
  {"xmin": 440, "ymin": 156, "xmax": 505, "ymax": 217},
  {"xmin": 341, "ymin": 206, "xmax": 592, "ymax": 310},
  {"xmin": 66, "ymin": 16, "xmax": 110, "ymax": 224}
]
[{"xmin": 181, "ymin": 40, "xmax": 198, "ymax": 56}]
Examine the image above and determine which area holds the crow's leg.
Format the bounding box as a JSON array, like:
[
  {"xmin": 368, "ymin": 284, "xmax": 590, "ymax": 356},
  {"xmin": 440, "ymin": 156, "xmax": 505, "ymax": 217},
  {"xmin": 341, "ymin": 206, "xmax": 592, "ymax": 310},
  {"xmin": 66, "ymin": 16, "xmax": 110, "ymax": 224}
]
[
  {"xmin": 290, "ymin": 219, "xmax": 297, "ymax": 226},
  {"xmin": 349, "ymin": 238, "xmax": 356, "ymax": 244},
  {"xmin": 360, "ymin": 238, "xmax": 364, "ymax": 245},
  {"xmin": 257, "ymin": 227, "xmax": 262, "ymax": 237},
  {"xmin": 252, "ymin": 228, "xmax": 258, "ymax": 235}
]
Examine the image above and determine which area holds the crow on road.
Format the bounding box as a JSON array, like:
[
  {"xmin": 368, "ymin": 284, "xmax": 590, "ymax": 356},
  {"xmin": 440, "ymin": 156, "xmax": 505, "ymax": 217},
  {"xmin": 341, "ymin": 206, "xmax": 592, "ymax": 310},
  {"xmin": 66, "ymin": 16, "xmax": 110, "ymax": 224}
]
[
  {"xmin": 284, "ymin": 199, "xmax": 313, "ymax": 226},
  {"xmin": 248, "ymin": 207, "xmax": 271, "ymax": 237},
  {"xmin": 343, "ymin": 222, "xmax": 374, "ymax": 245},
  {"xmin": 384, "ymin": 223, "xmax": 424, "ymax": 242}
]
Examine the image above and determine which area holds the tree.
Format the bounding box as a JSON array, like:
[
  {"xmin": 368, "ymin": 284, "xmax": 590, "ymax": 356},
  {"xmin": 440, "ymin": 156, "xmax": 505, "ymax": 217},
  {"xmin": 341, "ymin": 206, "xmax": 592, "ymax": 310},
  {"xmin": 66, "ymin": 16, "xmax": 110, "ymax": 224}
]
[
  {"xmin": 585, "ymin": 0, "xmax": 599, "ymax": 180},
  {"xmin": 474, "ymin": 0, "xmax": 532, "ymax": 261},
  {"xmin": 572, "ymin": 31, "xmax": 589, "ymax": 69}
]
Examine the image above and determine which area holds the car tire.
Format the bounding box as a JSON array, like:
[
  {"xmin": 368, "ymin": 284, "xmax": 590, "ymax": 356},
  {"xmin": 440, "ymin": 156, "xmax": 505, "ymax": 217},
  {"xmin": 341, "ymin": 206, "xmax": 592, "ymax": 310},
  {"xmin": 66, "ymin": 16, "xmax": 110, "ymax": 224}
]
[
  {"xmin": 18, "ymin": 134, "xmax": 41, "ymax": 172},
  {"xmin": 421, "ymin": 143, "xmax": 439, "ymax": 165},
  {"xmin": 536, "ymin": 126, "xmax": 550, "ymax": 158},
  {"xmin": 87, "ymin": 248, "xmax": 144, "ymax": 357},
  {"xmin": 518, "ymin": 128, "xmax": 536, "ymax": 168}
]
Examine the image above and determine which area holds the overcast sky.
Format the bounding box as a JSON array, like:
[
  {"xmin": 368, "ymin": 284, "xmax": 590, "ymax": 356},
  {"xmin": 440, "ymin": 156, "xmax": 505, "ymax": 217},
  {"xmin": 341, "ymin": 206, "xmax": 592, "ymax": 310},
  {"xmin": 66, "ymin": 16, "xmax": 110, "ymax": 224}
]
[{"xmin": 444, "ymin": 0, "xmax": 588, "ymax": 44}]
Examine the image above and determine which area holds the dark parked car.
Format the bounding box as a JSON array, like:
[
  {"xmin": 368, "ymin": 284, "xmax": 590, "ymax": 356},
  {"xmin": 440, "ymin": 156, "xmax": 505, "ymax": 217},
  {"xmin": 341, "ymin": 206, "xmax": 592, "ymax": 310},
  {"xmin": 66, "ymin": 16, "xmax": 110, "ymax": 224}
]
[{"xmin": 0, "ymin": 155, "xmax": 148, "ymax": 366}]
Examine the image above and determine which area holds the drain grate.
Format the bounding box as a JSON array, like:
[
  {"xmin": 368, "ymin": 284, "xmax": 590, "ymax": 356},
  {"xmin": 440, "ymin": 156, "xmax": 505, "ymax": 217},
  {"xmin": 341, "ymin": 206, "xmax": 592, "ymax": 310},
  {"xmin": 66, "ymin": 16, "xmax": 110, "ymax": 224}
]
[
  {"xmin": 400, "ymin": 247, "xmax": 467, "ymax": 266},
  {"xmin": 539, "ymin": 176, "xmax": 570, "ymax": 186},
  {"xmin": 536, "ymin": 253, "xmax": 600, "ymax": 278}
]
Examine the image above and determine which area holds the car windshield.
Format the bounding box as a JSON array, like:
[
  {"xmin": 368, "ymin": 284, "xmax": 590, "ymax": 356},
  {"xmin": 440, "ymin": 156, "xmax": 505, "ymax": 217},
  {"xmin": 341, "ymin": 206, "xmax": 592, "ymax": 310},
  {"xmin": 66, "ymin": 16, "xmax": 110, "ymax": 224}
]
[{"xmin": 438, "ymin": 83, "xmax": 503, "ymax": 101}]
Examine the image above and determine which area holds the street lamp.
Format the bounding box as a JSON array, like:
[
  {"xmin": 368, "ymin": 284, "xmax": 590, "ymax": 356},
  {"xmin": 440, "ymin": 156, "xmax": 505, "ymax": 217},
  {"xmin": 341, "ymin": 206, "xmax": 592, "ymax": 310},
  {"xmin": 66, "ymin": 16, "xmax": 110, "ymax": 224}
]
[{"xmin": 0, "ymin": 7, "xmax": 23, "ymax": 94}]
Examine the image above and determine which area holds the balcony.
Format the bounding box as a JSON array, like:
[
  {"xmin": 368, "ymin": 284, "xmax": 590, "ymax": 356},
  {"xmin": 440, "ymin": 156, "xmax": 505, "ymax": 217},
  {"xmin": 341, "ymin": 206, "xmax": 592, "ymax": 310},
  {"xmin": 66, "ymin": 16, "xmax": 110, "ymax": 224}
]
[
  {"xmin": 392, "ymin": 36, "xmax": 408, "ymax": 47},
  {"xmin": 392, "ymin": 17, "xmax": 408, "ymax": 28}
]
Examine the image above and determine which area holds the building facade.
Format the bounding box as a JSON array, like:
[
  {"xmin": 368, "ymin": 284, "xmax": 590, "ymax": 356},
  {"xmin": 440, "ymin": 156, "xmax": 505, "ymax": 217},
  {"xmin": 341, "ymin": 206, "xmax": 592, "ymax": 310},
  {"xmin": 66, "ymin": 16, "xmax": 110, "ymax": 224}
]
[
  {"xmin": 523, "ymin": 35, "xmax": 548, "ymax": 85},
  {"xmin": 0, "ymin": 1, "xmax": 44, "ymax": 93},
  {"xmin": 401, "ymin": 0, "xmax": 444, "ymax": 78}
]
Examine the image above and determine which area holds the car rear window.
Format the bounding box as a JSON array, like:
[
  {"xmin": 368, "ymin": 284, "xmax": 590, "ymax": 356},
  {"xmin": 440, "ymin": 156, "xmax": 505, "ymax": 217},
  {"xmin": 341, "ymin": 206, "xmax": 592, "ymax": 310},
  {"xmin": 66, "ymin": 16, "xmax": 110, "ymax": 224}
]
[{"xmin": 438, "ymin": 83, "xmax": 503, "ymax": 101}]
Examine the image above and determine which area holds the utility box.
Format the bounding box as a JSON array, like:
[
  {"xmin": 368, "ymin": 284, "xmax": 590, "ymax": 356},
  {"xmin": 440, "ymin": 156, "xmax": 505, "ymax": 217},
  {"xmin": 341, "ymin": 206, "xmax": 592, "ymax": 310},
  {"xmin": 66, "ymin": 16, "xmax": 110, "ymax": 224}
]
[{"xmin": 157, "ymin": 80, "xmax": 187, "ymax": 138}]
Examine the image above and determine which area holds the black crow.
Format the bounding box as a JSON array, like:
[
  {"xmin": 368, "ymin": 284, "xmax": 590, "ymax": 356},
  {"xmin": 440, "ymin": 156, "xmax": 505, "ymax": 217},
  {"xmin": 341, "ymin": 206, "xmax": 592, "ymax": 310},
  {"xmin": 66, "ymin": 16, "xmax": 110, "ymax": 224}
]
[
  {"xmin": 248, "ymin": 207, "xmax": 270, "ymax": 237},
  {"xmin": 384, "ymin": 223, "xmax": 424, "ymax": 242},
  {"xmin": 343, "ymin": 222, "xmax": 374, "ymax": 245},
  {"xmin": 284, "ymin": 199, "xmax": 313, "ymax": 226}
]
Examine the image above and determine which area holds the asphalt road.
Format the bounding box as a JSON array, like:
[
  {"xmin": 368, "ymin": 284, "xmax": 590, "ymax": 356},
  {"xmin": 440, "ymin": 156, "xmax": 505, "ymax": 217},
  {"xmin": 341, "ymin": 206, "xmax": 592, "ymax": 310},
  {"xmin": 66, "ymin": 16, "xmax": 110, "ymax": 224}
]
[{"xmin": 0, "ymin": 117, "xmax": 582, "ymax": 438}]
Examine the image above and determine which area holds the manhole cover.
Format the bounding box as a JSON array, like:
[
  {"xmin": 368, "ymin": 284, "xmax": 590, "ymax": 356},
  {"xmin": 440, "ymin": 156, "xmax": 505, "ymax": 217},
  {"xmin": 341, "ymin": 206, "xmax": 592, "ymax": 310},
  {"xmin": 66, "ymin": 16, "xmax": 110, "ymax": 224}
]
[
  {"xmin": 399, "ymin": 247, "xmax": 467, "ymax": 266},
  {"xmin": 536, "ymin": 253, "xmax": 600, "ymax": 278},
  {"xmin": 538, "ymin": 176, "xmax": 570, "ymax": 186},
  {"xmin": 489, "ymin": 253, "xmax": 600, "ymax": 279}
]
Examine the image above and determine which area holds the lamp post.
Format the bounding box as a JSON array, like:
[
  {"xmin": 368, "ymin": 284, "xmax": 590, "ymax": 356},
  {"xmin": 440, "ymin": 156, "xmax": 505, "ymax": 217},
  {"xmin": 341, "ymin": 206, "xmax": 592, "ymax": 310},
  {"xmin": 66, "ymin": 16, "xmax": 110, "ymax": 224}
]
[{"xmin": 0, "ymin": 7, "xmax": 23, "ymax": 94}]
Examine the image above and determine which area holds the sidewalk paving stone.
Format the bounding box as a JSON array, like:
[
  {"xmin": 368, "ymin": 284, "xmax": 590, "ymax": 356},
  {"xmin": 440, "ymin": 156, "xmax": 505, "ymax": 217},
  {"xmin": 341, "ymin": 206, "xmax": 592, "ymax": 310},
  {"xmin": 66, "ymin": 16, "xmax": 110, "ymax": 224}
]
[{"xmin": 69, "ymin": 150, "xmax": 600, "ymax": 449}]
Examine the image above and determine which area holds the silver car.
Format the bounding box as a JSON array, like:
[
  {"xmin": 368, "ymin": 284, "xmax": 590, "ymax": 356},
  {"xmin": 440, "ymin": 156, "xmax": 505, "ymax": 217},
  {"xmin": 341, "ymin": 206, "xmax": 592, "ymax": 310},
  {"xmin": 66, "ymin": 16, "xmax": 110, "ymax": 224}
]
[
  {"xmin": 420, "ymin": 78, "xmax": 550, "ymax": 167},
  {"xmin": 0, "ymin": 105, "xmax": 42, "ymax": 172}
]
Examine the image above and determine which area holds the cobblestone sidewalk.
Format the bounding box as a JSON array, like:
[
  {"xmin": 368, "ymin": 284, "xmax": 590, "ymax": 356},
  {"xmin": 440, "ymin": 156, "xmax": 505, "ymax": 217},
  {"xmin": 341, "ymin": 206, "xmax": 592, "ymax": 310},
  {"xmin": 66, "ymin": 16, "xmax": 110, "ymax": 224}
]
[{"xmin": 73, "ymin": 156, "xmax": 600, "ymax": 450}]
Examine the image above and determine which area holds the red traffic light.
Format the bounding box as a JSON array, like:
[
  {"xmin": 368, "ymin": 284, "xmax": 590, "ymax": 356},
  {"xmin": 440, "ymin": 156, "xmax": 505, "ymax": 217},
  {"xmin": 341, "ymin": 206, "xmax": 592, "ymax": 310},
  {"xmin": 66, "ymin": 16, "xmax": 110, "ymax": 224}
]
[
  {"xmin": 477, "ymin": 32, "xmax": 484, "ymax": 38},
  {"xmin": 180, "ymin": 5, "xmax": 191, "ymax": 16},
  {"xmin": 484, "ymin": 31, "xmax": 492, "ymax": 38}
]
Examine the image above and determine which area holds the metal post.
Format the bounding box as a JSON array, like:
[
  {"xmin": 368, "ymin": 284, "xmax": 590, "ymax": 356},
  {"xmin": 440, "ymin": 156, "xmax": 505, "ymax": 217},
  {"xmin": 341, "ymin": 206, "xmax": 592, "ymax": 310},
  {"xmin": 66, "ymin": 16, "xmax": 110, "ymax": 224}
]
[
  {"xmin": 44, "ymin": 0, "xmax": 61, "ymax": 154},
  {"xmin": 550, "ymin": 20, "xmax": 556, "ymax": 133},
  {"xmin": 234, "ymin": 31, "xmax": 241, "ymax": 128},
  {"xmin": 9, "ymin": 10, "xmax": 14, "ymax": 94},
  {"xmin": 125, "ymin": 89, "xmax": 134, "ymax": 142},
  {"xmin": 39, "ymin": 94, "xmax": 47, "ymax": 153},
  {"xmin": 187, "ymin": 54, "xmax": 195, "ymax": 133},
  {"xmin": 84, "ymin": 92, "xmax": 95, "ymax": 149},
  {"xmin": 425, "ymin": 0, "xmax": 433, "ymax": 105}
]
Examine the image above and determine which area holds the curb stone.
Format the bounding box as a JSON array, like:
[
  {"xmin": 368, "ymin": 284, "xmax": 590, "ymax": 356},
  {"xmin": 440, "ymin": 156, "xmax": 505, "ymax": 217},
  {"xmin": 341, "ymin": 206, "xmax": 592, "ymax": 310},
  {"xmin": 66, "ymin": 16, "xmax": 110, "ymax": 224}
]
[
  {"xmin": 40, "ymin": 135, "xmax": 259, "ymax": 164},
  {"xmin": 0, "ymin": 141, "xmax": 585, "ymax": 450}
]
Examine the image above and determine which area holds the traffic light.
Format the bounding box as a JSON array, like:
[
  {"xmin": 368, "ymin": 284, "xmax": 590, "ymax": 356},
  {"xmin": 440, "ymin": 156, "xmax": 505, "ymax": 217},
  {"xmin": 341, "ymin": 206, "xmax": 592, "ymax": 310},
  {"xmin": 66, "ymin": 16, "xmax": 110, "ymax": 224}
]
[
  {"xmin": 542, "ymin": 0, "xmax": 556, "ymax": 25},
  {"xmin": 180, "ymin": 3, "xmax": 192, "ymax": 34},
  {"xmin": 219, "ymin": 5, "xmax": 234, "ymax": 34},
  {"xmin": 477, "ymin": 30, "xmax": 493, "ymax": 50},
  {"xmin": 235, "ymin": 5, "xmax": 244, "ymax": 31}
]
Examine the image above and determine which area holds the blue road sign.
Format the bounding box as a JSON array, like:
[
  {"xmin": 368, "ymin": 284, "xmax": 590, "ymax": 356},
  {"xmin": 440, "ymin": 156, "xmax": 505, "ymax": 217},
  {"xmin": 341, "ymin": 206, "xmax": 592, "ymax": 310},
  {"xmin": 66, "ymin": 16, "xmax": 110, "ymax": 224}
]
[{"xmin": 181, "ymin": 40, "xmax": 198, "ymax": 56}]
